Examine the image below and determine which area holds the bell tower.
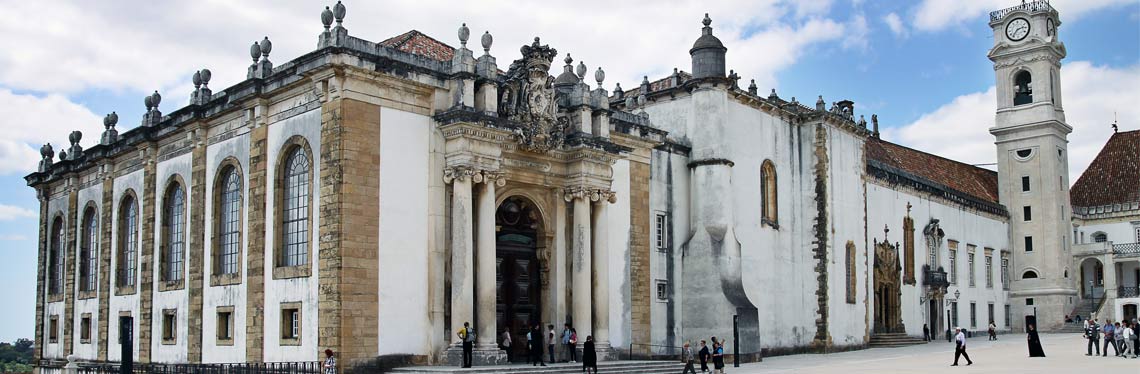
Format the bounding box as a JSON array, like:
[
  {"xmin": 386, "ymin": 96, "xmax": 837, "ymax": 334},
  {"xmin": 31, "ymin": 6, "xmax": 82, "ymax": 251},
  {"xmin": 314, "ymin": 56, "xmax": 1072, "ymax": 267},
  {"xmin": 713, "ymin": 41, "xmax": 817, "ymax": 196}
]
[{"xmin": 988, "ymin": 1, "xmax": 1075, "ymax": 332}]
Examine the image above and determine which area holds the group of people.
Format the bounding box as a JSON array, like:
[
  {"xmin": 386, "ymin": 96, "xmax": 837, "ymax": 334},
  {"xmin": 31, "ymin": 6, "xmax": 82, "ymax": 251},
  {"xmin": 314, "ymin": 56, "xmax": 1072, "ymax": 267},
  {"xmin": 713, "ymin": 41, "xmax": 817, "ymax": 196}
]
[
  {"xmin": 1081, "ymin": 318, "xmax": 1139, "ymax": 358},
  {"xmin": 949, "ymin": 322, "xmax": 1047, "ymax": 367},
  {"xmin": 458, "ymin": 321, "xmax": 599, "ymax": 371},
  {"xmin": 680, "ymin": 338, "xmax": 727, "ymax": 373}
]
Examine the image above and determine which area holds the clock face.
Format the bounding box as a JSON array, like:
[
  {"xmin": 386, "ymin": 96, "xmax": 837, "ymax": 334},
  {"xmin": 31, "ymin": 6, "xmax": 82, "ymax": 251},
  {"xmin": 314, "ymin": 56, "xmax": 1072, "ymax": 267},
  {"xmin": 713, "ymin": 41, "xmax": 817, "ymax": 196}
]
[{"xmin": 1006, "ymin": 18, "xmax": 1030, "ymax": 41}]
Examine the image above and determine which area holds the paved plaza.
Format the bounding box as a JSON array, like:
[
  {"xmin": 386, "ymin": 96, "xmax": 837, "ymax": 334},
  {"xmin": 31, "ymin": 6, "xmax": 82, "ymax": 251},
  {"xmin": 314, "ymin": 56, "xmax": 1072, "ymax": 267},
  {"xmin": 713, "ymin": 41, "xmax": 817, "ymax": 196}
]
[{"xmin": 727, "ymin": 333, "xmax": 1138, "ymax": 373}]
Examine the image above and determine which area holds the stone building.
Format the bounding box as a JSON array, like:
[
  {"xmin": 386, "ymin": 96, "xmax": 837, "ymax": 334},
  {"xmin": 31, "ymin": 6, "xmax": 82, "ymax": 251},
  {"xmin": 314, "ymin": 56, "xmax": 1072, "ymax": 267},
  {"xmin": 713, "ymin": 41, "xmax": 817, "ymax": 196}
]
[{"xmin": 25, "ymin": 1, "xmax": 1131, "ymax": 372}]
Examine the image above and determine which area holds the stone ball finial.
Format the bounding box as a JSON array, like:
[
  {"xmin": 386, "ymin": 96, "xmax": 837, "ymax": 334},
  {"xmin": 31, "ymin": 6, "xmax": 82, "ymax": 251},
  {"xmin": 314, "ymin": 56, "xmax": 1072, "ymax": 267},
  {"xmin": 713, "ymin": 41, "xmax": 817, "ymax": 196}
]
[
  {"xmin": 69, "ymin": 131, "xmax": 82, "ymax": 146},
  {"xmin": 576, "ymin": 61, "xmax": 587, "ymax": 79},
  {"xmin": 703, "ymin": 13, "xmax": 712, "ymax": 27},
  {"xmin": 333, "ymin": 1, "xmax": 346, "ymax": 24},
  {"xmin": 624, "ymin": 96, "xmax": 635, "ymax": 108},
  {"xmin": 614, "ymin": 82, "xmax": 622, "ymax": 92},
  {"xmin": 458, "ymin": 23, "xmax": 470, "ymax": 47},
  {"xmin": 641, "ymin": 75, "xmax": 649, "ymax": 86},
  {"xmin": 564, "ymin": 54, "xmax": 573, "ymax": 66},
  {"xmin": 192, "ymin": 70, "xmax": 202, "ymax": 87},
  {"xmin": 41, "ymin": 143, "xmax": 54, "ymax": 158},
  {"xmin": 144, "ymin": 94, "xmax": 154, "ymax": 109},
  {"xmin": 151, "ymin": 91, "xmax": 162, "ymax": 108},
  {"xmin": 595, "ymin": 67, "xmax": 605, "ymax": 86},
  {"xmin": 104, "ymin": 112, "xmax": 119, "ymax": 128},
  {"xmin": 259, "ymin": 37, "xmax": 273, "ymax": 57},
  {"xmin": 249, "ymin": 41, "xmax": 262, "ymax": 62},
  {"xmin": 321, "ymin": 6, "xmax": 333, "ymax": 29},
  {"xmin": 59, "ymin": 150, "xmax": 67, "ymax": 161},
  {"xmin": 481, "ymin": 31, "xmax": 492, "ymax": 53},
  {"xmin": 200, "ymin": 69, "xmax": 211, "ymax": 85}
]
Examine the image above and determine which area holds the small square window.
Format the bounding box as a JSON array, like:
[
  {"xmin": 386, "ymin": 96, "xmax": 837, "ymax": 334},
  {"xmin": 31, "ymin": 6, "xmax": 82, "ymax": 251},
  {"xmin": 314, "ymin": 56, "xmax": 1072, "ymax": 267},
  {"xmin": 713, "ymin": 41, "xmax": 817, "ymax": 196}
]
[
  {"xmin": 80, "ymin": 314, "xmax": 92, "ymax": 343},
  {"xmin": 655, "ymin": 280, "xmax": 669, "ymax": 301},
  {"xmin": 1026, "ymin": 298, "xmax": 1034, "ymax": 306},
  {"xmin": 162, "ymin": 309, "xmax": 177, "ymax": 344},
  {"xmin": 49, "ymin": 315, "xmax": 59, "ymax": 343},
  {"xmin": 281, "ymin": 302, "xmax": 302, "ymax": 345},
  {"xmin": 217, "ymin": 306, "xmax": 235, "ymax": 345},
  {"xmin": 1023, "ymin": 206, "xmax": 1032, "ymax": 221}
]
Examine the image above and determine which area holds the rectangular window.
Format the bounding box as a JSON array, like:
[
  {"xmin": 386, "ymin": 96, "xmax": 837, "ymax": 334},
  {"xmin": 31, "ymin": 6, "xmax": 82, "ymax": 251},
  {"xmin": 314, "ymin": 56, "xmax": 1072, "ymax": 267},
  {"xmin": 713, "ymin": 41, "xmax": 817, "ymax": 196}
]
[
  {"xmin": 985, "ymin": 255, "xmax": 993, "ymax": 288},
  {"xmin": 968, "ymin": 251, "xmax": 976, "ymax": 287},
  {"xmin": 656, "ymin": 280, "xmax": 669, "ymax": 301},
  {"xmin": 1134, "ymin": 226, "xmax": 1140, "ymax": 243},
  {"xmin": 1021, "ymin": 176, "xmax": 1031, "ymax": 192},
  {"xmin": 281, "ymin": 302, "xmax": 302, "ymax": 345},
  {"xmin": 1004, "ymin": 304, "xmax": 1011, "ymax": 327},
  {"xmin": 80, "ymin": 314, "xmax": 92, "ymax": 343},
  {"xmin": 1001, "ymin": 254, "xmax": 1010, "ymax": 290},
  {"xmin": 217, "ymin": 306, "xmax": 235, "ymax": 344},
  {"xmin": 970, "ymin": 302, "xmax": 977, "ymax": 329},
  {"xmin": 162, "ymin": 309, "xmax": 177, "ymax": 344},
  {"xmin": 1023, "ymin": 206, "xmax": 1032, "ymax": 221},
  {"xmin": 1026, "ymin": 298, "xmax": 1034, "ymax": 306},
  {"xmin": 950, "ymin": 302, "xmax": 959, "ymax": 327},
  {"xmin": 655, "ymin": 213, "xmax": 669, "ymax": 252},
  {"xmin": 949, "ymin": 241, "xmax": 958, "ymax": 284},
  {"xmin": 988, "ymin": 303, "xmax": 995, "ymax": 326},
  {"xmin": 1024, "ymin": 236, "xmax": 1033, "ymax": 252},
  {"xmin": 49, "ymin": 315, "xmax": 59, "ymax": 343}
]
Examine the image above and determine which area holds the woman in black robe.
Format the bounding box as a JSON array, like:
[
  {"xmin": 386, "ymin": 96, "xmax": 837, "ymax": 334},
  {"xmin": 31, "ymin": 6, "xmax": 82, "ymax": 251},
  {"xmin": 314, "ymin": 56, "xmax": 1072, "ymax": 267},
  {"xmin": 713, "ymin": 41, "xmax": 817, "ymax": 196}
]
[
  {"xmin": 1027, "ymin": 324, "xmax": 1046, "ymax": 357},
  {"xmin": 582, "ymin": 335, "xmax": 597, "ymax": 373}
]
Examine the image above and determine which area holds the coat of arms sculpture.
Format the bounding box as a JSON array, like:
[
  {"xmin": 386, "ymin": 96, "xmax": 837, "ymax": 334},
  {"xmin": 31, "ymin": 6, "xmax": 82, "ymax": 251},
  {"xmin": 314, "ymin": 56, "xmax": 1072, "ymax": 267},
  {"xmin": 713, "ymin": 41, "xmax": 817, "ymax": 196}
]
[{"xmin": 499, "ymin": 37, "xmax": 568, "ymax": 153}]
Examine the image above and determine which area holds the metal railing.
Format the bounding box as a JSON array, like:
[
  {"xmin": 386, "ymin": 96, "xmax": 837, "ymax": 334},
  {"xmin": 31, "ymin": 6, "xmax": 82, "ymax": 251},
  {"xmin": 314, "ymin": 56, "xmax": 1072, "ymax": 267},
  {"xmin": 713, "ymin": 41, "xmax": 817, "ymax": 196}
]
[
  {"xmin": 990, "ymin": 0, "xmax": 1056, "ymax": 22},
  {"xmin": 73, "ymin": 362, "xmax": 323, "ymax": 374},
  {"xmin": 1114, "ymin": 243, "xmax": 1140, "ymax": 257},
  {"xmin": 1119, "ymin": 286, "xmax": 1140, "ymax": 298},
  {"xmin": 922, "ymin": 265, "xmax": 949, "ymax": 289}
]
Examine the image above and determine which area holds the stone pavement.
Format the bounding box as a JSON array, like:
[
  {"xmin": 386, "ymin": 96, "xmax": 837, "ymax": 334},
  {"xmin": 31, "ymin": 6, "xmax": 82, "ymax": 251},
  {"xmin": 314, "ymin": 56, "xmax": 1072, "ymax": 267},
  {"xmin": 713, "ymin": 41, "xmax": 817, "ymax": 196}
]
[{"xmin": 725, "ymin": 333, "xmax": 1137, "ymax": 373}]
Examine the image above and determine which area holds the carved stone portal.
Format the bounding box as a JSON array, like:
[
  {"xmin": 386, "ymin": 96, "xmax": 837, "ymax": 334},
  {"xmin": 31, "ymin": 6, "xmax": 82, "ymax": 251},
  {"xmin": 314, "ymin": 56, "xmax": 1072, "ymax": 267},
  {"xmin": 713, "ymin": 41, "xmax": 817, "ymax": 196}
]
[
  {"xmin": 874, "ymin": 229, "xmax": 905, "ymax": 334},
  {"xmin": 498, "ymin": 38, "xmax": 568, "ymax": 153}
]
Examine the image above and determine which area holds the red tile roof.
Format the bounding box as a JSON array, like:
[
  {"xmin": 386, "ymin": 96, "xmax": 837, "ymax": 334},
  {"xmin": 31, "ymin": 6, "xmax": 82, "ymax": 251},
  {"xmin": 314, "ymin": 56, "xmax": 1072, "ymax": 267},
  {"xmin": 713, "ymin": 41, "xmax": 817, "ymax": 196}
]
[
  {"xmin": 380, "ymin": 30, "xmax": 455, "ymax": 62},
  {"xmin": 865, "ymin": 137, "xmax": 1000, "ymax": 204},
  {"xmin": 1070, "ymin": 130, "xmax": 1140, "ymax": 208}
]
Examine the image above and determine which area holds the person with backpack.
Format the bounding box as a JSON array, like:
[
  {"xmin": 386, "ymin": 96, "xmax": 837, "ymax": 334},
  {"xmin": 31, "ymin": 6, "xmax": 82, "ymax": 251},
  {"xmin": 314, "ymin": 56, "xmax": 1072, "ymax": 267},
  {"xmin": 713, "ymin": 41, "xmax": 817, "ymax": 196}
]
[
  {"xmin": 562, "ymin": 323, "xmax": 576, "ymax": 363},
  {"xmin": 457, "ymin": 322, "xmax": 475, "ymax": 368}
]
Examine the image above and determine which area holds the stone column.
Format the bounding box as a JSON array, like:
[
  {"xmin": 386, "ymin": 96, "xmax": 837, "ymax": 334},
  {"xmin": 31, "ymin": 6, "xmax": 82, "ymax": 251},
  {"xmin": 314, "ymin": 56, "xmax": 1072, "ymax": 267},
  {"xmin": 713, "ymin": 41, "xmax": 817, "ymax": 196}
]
[
  {"xmin": 448, "ymin": 171, "xmax": 474, "ymax": 347},
  {"xmin": 474, "ymin": 174, "xmax": 500, "ymax": 351},
  {"xmin": 568, "ymin": 189, "xmax": 592, "ymax": 347},
  {"xmin": 591, "ymin": 195, "xmax": 613, "ymax": 356}
]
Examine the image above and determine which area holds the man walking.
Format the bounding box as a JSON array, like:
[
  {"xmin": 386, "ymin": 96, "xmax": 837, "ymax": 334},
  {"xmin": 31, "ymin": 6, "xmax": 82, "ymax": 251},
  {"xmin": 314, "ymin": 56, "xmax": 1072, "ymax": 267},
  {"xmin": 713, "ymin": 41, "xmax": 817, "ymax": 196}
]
[
  {"xmin": 923, "ymin": 324, "xmax": 930, "ymax": 342},
  {"xmin": 951, "ymin": 327, "xmax": 973, "ymax": 366},
  {"xmin": 682, "ymin": 341, "xmax": 697, "ymax": 374},
  {"xmin": 1102, "ymin": 319, "xmax": 1116, "ymax": 356},
  {"xmin": 1086, "ymin": 319, "xmax": 1101, "ymax": 356},
  {"xmin": 457, "ymin": 322, "xmax": 475, "ymax": 368}
]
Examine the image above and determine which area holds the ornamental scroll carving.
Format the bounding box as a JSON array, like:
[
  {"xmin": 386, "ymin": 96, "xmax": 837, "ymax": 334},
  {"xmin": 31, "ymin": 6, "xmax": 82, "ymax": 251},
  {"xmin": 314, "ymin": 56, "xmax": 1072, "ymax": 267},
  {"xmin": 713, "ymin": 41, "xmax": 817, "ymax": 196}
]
[
  {"xmin": 499, "ymin": 38, "xmax": 568, "ymax": 153},
  {"xmin": 442, "ymin": 166, "xmax": 506, "ymax": 186},
  {"xmin": 562, "ymin": 186, "xmax": 617, "ymax": 203}
]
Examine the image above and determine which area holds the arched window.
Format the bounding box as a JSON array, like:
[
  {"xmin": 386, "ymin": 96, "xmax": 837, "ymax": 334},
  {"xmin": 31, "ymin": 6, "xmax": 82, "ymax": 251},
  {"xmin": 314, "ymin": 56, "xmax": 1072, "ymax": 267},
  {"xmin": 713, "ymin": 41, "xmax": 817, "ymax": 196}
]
[
  {"xmin": 80, "ymin": 206, "xmax": 98, "ymax": 292},
  {"xmin": 1013, "ymin": 70, "xmax": 1033, "ymax": 106},
  {"xmin": 118, "ymin": 195, "xmax": 138, "ymax": 288},
  {"xmin": 761, "ymin": 160, "xmax": 778, "ymax": 225},
  {"xmin": 1092, "ymin": 232, "xmax": 1107, "ymax": 243},
  {"xmin": 281, "ymin": 147, "xmax": 311, "ymax": 267},
  {"xmin": 216, "ymin": 165, "xmax": 242, "ymax": 276},
  {"xmin": 48, "ymin": 216, "xmax": 64, "ymax": 295},
  {"xmin": 162, "ymin": 182, "xmax": 186, "ymax": 282},
  {"xmin": 1022, "ymin": 270, "xmax": 1038, "ymax": 279}
]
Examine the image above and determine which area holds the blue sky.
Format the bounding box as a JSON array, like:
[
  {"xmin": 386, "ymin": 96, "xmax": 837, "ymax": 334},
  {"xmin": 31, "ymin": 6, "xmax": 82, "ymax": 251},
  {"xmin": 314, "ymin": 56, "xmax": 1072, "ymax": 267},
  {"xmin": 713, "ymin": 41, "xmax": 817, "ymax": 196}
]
[{"xmin": 0, "ymin": 0, "xmax": 1137, "ymax": 342}]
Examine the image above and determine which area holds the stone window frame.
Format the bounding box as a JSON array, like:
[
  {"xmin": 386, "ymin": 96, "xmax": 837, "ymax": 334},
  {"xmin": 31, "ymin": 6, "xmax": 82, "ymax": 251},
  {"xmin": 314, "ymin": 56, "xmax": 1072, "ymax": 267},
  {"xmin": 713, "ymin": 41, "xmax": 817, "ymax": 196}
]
[
  {"xmin": 902, "ymin": 216, "xmax": 915, "ymax": 285},
  {"xmin": 654, "ymin": 280, "xmax": 668, "ymax": 302},
  {"xmin": 1024, "ymin": 236, "xmax": 1033, "ymax": 252},
  {"xmin": 47, "ymin": 215, "xmax": 66, "ymax": 302},
  {"xmin": 216, "ymin": 306, "xmax": 235, "ymax": 346},
  {"xmin": 161, "ymin": 309, "xmax": 177, "ymax": 345},
  {"xmin": 845, "ymin": 241, "xmax": 856, "ymax": 304},
  {"xmin": 967, "ymin": 245, "xmax": 976, "ymax": 288},
  {"xmin": 654, "ymin": 212, "xmax": 669, "ymax": 252},
  {"xmin": 158, "ymin": 175, "xmax": 187, "ymax": 292},
  {"xmin": 948, "ymin": 240, "xmax": 958, "ymax": 285},
  {"xmin": 987, "ymin": 302, "xmax": 995, "ymax": 326},
  {"xmin": 760, "ymin": 159, "xmax": 778, "ymax": 228},
  {"xmin": 984, "ymin": 249, "xmax": 994, "ymax": 289},
  {"xmin": 280, "ymin": 301, "xmax": 302, "ymax": 345},
  {"xmin": 78, "ymin": 202, "xmax": 99, "ymax": 299},
  {"xmin": 272, "ymin": 137, "xmax": 314, "ymax": 280},
  {"xmin": 80, "ymin": 313, "xmax": 92, "ymax": 344},
  {"xmin": 969, "ymin": 302, "xmax": 977, "ymax": 329},
  {"xmin": 1000, "ymin": 251, "xmax": 1011, "ymax": 290},
  {"xmin": 211, "ymin": 158, "xmax": 245, "ymax": 287},
  {"xmin": 48, "ymin": 315, "xmax": 59, "ymax": 343},
  {"xmin": 949, "ymin": 301, "xmax": 958, "ymax": 327},
  {"xmin": 115, "ymin": 190, "xmax": 139, "ymax": 295}
]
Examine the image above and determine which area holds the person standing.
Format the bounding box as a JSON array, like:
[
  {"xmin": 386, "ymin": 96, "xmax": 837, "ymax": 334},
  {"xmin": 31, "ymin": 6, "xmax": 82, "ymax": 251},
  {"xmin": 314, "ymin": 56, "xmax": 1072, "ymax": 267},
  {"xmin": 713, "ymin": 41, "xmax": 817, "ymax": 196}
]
[
  {"xmin": 547, "ymin": 324, "xmax": 557, "ymax": 364},
  {"xmin": 322, "ymin": 349, "xmax": 337, "ymax": 374},
  {"xmin": 562, "ymin": 324, "xmax": 576, "ymax": 363},
  {"xmin": 681, "ymin": 341, "xmax": 697, "ymax": 374},
  {"xmin": 988, "ymin": 321, "xmax": 997, "ymax": 341},
  {"xmin": 1123, "ymin": 321, "xmax": 1137, "ymax": 358},
  {"xmin": 1085, "ymin": 319, "xmax": 1101, "ymax": 356},
  {"xmin": 531, "ymin": 324, "xmax": 547, "ymax": 367},
  {"xmin": 1102, "ymin": 319, "xmax": 1116, "ymax": 356},
  {"xmin": 951, "ymin": 327, "xmax": 973, "ymax": 366},
  {"xmin": 1113, "ymin": 322, "xmax": 1125, "ymax": 356},
  {"xmin": 1026, "ymin": 324, "xmax": 1045, "ymax": 357},
  {"xmin": 582, "ymin": 335, "xmax": 598, "ymax": 374},
  {"xmin": 711, "ymin": 338, "xmax": 725, "ymax": 374},
  {"xmin": 457, "ymin": 322, "xmax": 475, "ymax": 368},
  {"xmin": 500, "ymin": 328, "xmax": 513, "ymax": 363},
  {"xmin": 698, "ymin": 339, "xmax": 710, "ymax": 373}
]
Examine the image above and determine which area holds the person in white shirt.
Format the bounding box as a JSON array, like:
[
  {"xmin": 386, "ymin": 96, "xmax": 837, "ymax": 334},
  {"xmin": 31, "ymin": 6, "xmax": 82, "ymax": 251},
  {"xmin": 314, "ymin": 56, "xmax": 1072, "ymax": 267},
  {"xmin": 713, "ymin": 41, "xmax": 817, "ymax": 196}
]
[
  {"xmin": 952, "ymin": 327, "xmax": 973, "ymax": 366},
  {"xmin": 1123, "ymin": 321, "xmax": 1137, "ymax": 359}
]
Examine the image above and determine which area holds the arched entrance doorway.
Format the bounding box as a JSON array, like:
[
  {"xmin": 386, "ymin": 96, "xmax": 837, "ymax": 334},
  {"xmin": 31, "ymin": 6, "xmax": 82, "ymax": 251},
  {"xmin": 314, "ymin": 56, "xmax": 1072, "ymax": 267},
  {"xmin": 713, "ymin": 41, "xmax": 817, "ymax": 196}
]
[
  {"xmin": 496, "ymin": 196, "xmax": 543, "ymax": 360},
  {"xmin": 1079, "ymin": 258, "xmax": 1104, "ymax": 299},
  {"xmin": 873, "ymin": 238, "xmax": 904, "ymax": 334}
]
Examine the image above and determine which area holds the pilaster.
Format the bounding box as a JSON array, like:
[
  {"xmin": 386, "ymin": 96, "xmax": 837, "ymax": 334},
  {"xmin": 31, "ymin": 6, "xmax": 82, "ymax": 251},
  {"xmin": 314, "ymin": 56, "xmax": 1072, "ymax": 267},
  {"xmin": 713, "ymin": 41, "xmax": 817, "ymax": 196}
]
[
  {"xmin": 187, "ymin": 126, "xmax": 207, "ymax": 362},
  {"xmin": 97, "ymin": 167, "xmax": 114, "ymax": 361},
  {"xmin": 34, "ymin": 190, "xmax": 48, "ymax": 363},
  {"xmin": 245, "ymin": 107, "xmax": 269, "ymax": 363},
  {"xmin": 63, "ymin": 181, "xmax": 78, "ymax": 354},
  {"xmin": 137, "ymin": 145, "xmax": 157, "ymax": 363},
  {"xmin": 567, "ymin": 187, "xmax": 593, "ymax": 345},
  {"xmin": 628, "ymin": 161, "xmax": 651, "ymax": 347}
]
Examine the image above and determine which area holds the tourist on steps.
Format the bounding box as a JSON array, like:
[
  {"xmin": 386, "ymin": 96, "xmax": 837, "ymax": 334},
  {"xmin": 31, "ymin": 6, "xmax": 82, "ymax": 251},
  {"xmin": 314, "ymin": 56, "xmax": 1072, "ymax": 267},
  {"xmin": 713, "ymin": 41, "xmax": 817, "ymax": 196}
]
[
  {"xmin": 500, "ymin": 327, "xmax": 513, "ymax": 363},
  {"xmin": 582, "ymin": 335, "xmax": 597, "ymax": 374},
  {"xmin": 563, "ymin": 323, "xmax": 576, "ymax": 363},
  {"xmin": 531, "ymin": 323, "xmax": 547, "ymax": 366},
  {"xmin": 458, "ymin": 321, "xmax": 475, "ymax": 368},
  {"xmin": 548, "ymin": 324, "xmax": 557, "ymax": 364}
]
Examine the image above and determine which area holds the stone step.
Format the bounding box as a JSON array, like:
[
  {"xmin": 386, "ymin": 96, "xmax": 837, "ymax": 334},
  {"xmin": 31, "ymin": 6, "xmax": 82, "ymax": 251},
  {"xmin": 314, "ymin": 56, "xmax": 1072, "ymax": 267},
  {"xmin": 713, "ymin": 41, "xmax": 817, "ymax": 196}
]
[
  {"xmin": 869, "ymin": 333, "xmax": 927, "ymax": 348},
  {"xmin": 390, "ymin": 360, "xmax": 685, "ymax": 374}
]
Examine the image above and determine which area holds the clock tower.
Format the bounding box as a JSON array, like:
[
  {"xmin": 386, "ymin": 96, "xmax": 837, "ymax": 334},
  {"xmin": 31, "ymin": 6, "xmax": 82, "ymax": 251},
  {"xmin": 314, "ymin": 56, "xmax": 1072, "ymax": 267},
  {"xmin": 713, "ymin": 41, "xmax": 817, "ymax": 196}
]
[{"xmin": 988, "ymin": 1, "xmax": 1075, "ymax": 332}]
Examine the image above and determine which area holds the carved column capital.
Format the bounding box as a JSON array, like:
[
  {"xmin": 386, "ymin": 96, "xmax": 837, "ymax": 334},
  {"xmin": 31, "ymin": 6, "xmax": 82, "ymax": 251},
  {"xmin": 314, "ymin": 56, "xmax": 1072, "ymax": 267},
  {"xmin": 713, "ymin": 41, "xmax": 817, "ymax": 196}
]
[
  {"xmin": 562, "ymin": 186, "xmax": 616, "ymax": 203},
  {"xmin": 445, "ymin": 166, "xmax": 506, "ymax": 186}
]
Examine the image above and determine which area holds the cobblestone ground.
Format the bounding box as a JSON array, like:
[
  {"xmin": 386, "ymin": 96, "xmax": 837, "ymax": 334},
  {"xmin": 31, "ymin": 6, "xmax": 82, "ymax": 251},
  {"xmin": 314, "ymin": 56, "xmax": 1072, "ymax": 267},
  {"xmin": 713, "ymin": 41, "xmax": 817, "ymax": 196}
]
[{"xmin": 729, "ymin": 333, "xmax": 1138, "ymax": 373}]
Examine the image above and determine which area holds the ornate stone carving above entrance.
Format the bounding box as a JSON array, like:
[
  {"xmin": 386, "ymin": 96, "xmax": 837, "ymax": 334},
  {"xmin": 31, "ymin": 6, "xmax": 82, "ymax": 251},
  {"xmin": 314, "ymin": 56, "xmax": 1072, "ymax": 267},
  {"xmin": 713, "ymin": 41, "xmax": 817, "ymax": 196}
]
[
  {"xmin": 874, "ymin": 226, "xmax": 905, "ymax": 334},
  {"xmin": 499, "ymin": 38, "xmax": 568, "ymax": 153}
]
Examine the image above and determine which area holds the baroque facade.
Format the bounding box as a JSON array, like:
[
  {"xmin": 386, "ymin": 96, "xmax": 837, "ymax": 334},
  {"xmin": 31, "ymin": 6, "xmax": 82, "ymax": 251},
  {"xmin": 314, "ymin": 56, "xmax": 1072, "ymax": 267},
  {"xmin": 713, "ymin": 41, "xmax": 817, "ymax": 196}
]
[{"xmin": 26, "ymin": 1, "xmax": 1133, "ymax": 372}]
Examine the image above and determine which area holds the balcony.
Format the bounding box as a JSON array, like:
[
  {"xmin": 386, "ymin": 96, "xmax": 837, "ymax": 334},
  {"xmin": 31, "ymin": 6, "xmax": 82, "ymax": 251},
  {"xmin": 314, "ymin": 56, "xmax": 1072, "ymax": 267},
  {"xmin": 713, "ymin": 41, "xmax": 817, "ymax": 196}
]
[
  {"xmin": 923, "ymin": 265, "xmax": 949, "ymax": 290},
  {"xmin": 1114, "ymin": 243, "xmax": 1140, "ymax": 258},
  {"xmin": 1120, "ymin": 286, "xmax": 1140, "ymax": 298},
  {"xmin": 989, "ymin": 0, "xmax": 1056, "ymax": 22}
]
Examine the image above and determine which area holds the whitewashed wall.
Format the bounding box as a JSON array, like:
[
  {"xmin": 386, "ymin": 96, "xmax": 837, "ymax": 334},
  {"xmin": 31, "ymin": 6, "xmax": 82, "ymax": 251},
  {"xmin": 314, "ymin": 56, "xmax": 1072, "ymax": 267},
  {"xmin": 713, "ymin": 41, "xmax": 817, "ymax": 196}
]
[
  {"xmin": 43, "ymin": 190, "xmax": 70, "ymax": 360},
  {"xmin": 202, "ymin": 133, "xmax": 251, "ymax": 363},
  {"xmin": 820, "ymin": 124, "xmax": 870, "ymax": 347},
  {"xmin": 109, "ymin": 169, "xmax": 144, "ymax": 362},
  {"xmin": 151, "ymin": 153, "xmax": 192, "ymax": 363},
  {"xmin": 72, "ymin": 184, "xmax": 103, "ymax": 360},
  {"xmin": 648, "ymin": 150, "xmax": 688, "ymax": 351},
  {"xmin": 1076, "ymin": 219, "xmax": 1139, "ymax": 245},
  {"xmin": 376, "ymin": 108, "xmax": 432, "ymax": 356},
  {"xmin": 607, "ymin": 158, "xmax": 634, "ymax": 348}
]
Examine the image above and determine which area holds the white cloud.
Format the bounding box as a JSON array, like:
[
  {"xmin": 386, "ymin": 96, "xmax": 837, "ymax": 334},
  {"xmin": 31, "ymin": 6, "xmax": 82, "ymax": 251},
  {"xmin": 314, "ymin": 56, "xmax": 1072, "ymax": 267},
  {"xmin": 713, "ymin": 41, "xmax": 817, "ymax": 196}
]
[
  {"xmin": 0, "ymin": 204, "xmax": 36, "ymax": 221},
  {"xmin": 843, "ymin": 13, "xmax": 870, "ymax": 51},
  {"xmin": 883, "ymin": 62, "xmax": 1140, "ymax": 181},
  {"xmin": 883, "ymin": 12, "xmax": 907, "ymax": 38},
  {"xmin": 912, "ymin": 0, "xmax": 1134, "ymax": 32},
  {"xmin": 0, "ymin": 89, "xmax": 103, "ymax": 175},
  {"xmin": 0, "ymin": 234, "xmax": 29, "ymax": 241}
]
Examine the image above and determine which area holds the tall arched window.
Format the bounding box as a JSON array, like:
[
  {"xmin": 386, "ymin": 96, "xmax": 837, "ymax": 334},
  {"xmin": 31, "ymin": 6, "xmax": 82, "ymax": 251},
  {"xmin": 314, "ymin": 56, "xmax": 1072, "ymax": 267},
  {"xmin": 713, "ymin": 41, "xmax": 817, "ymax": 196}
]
[
  {"xmin": 216, "ymin": 166, "xmax": 242, "ymax": 275},
  {"xmin": 1013, "ymin": 70, "xmax": 1033, "ymax": 106},
  {"xmin": 761, "ymin": 160, "xmax": 778, "ymax": 225},
  {"xmin": 162, "ymin": 182, "xmax": 186, "ymax": 282},
  {"xmin": 80, "ymin": 206, "xmax": 98, "ymax": 292},
  {"xmin": 281, "ymin": 147, "xmax": 311, "ymax": 267},
  {"xmin": 48, "ymin": 216, "xmax": 64, "ymax": 295},
  {"xmin": 118, "ymin": 195, "xmax": 138, "ymax": 288}
]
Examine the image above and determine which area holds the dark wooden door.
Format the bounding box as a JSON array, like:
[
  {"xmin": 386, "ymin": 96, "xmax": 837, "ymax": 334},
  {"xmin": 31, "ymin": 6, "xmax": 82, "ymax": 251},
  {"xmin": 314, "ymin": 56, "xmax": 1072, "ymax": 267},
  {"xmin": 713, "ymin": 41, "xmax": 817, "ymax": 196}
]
[{"xmin": 497, "ymin": 243, "xmax": 540, "ymax": 360}]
